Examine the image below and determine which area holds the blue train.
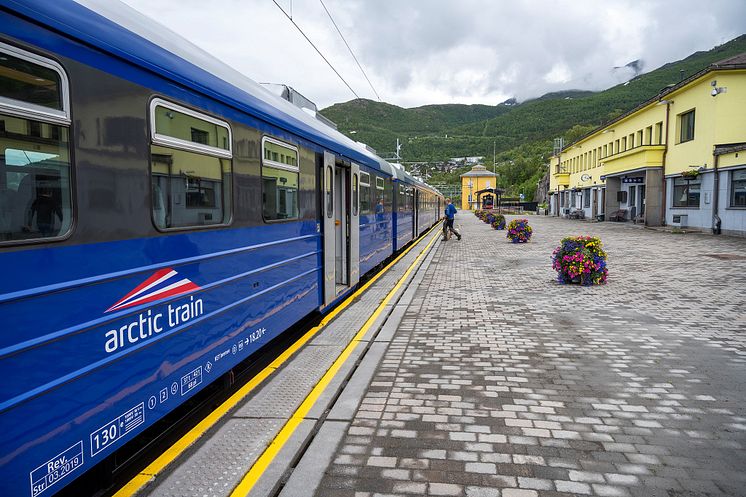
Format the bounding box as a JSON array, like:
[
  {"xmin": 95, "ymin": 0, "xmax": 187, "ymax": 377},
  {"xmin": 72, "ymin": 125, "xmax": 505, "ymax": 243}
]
[{"xmin": 0, "ymin": 2, "xmax": 443, "ymax": 495}]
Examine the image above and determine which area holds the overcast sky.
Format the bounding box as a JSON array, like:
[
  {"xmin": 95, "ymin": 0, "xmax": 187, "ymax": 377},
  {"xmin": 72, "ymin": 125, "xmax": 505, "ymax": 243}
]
[{"xmin": 120, "ymin": 0, "xmax": 745, "ymax": 109}]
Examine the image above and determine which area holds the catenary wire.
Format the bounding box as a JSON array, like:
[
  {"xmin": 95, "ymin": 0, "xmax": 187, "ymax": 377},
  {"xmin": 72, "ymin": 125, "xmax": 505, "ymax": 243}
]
[
  {"xmin": 271, "ymin": 0, "xmax": 360, "ymax": 100},
  {"xmin": 318, "ymin": 0, "xmax": 381, "ymax": 101}
]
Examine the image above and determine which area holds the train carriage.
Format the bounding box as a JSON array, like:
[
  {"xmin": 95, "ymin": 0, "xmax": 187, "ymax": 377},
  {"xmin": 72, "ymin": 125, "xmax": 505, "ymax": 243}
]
[{"xmin": 0, "ymin": 2, "xmax": 441, "ymax": 496}]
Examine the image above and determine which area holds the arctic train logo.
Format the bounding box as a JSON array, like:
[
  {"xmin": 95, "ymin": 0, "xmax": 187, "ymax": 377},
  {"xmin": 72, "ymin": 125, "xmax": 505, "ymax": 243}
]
[
  {"xmin": 103, "ymin": 268, "xmax": 205, "ymax": 354},
  {"xmin": 106, "ymin": 268, "xmax": 200, "ymax": 313}
]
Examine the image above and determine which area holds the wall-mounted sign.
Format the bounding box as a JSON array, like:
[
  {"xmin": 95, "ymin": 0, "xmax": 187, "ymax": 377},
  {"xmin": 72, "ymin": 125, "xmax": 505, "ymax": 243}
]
[
  {"xmin": 622, "ymin": 177, "xmax": 644, "ymax": 184},
  {"xmin": 581, "ymin": 174, "xmax": 591, "ymax": 181}
]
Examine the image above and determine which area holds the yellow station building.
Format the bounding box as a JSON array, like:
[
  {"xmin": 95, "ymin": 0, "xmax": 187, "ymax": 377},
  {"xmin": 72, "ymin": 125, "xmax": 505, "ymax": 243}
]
[
  {"xmin": 549, "ymin": 53, "xmax": 746, "ymax": 236},
  {"xmin": 460, "ymin": 164, "xmax": 497, "ymax": 210}
]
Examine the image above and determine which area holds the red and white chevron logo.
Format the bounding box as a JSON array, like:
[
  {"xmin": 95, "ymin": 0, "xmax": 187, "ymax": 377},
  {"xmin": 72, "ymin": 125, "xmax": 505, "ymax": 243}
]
[{"xmin": 106, "ymin": 268, "xmax": 200, "ymax": 313}]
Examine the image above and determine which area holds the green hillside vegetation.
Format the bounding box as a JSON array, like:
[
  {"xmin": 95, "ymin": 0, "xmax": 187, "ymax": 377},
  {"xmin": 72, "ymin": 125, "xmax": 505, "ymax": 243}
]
[
  {"xmin": 320, "ymin": 35, "xmax": 746, "ymax": 198},
  {"xmin": 323, "ymin": 100, "xmax": 512, "ymax": 135}
]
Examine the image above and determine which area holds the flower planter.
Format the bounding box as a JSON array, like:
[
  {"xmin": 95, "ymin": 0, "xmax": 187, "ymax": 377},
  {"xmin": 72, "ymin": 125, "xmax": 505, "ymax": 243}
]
[
  {"xmin": 551, "ymin": 236, "xmax": 608, "ymax": 285},
  {"xmin": 506, "ymin": 219, "xmax": 532, "ymax": 243}
]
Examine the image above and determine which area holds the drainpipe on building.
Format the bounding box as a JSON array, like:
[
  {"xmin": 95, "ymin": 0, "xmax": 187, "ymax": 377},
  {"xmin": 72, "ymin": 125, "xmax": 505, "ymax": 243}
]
[
  {"xmin": 556, "ymin": 186, "xmax": 560, "ymax": 216},
  {"xmin": 712, "ymin": 152, "xmax": 722, "ymax": 234},
  {"xmin": 660, "ymin": 100, "xmax": 672, "ymax": 226}
]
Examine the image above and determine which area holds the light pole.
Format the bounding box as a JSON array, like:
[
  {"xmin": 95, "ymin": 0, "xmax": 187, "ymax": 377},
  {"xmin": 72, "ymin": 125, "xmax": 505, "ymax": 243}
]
[{"xmin": 493, "ymin": 140, "xmax": 496, "ymax": 177}]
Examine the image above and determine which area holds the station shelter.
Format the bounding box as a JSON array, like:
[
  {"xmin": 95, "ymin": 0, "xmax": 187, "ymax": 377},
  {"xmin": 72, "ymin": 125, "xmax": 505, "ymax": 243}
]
[{"xmin": 473, "ymin": 187, "xmax": 505, "ymax": 210}]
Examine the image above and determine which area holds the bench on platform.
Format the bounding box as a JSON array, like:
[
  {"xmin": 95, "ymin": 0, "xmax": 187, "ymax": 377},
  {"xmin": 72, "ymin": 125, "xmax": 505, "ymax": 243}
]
[{"xmin": 608, "ymin": 209, "xmax": 627, "ymax": 222}]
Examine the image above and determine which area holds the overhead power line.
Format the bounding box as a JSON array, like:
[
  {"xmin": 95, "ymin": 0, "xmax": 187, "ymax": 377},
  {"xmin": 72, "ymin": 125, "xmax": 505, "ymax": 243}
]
[
  {"xmin": 271, "ymin": 0, "xmax": 360, "ymax": 100},
  {"xmin": 318, "ymin": 0, "xmax": 381, "ymax": 101}
]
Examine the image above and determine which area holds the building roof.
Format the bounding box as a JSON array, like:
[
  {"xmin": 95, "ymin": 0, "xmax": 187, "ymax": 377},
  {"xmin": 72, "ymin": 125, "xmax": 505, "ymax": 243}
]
[
  {"xmin": 714, "ymin": 142, "xmax": 746, "ymax": 156},
  {"xmin": 474, "ymin": 188, "xmax": 505, "ymax": 195},
  {"xmin": 711, "ymin": 53, "xmax": 746, "ymax": 69},
  {"xmin": 460, "ymin": 165, "xmax": 497, "ymax": 177}
]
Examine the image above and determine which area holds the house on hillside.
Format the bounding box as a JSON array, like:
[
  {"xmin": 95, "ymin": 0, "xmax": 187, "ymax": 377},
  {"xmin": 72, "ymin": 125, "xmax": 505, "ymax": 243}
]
[{"xmin": 549, "ymin": 53, "xmax": 746, "ymax": 236}]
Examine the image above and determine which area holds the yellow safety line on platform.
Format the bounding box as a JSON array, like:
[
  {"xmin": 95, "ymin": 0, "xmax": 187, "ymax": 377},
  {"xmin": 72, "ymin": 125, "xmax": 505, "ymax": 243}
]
[
  {"xmin": 229, "ymin": 228, "xmax": 440, "ymax": 497},
  {"xmin": 114, "ymin": 225, "xmax": 440, "ymax": 497}
]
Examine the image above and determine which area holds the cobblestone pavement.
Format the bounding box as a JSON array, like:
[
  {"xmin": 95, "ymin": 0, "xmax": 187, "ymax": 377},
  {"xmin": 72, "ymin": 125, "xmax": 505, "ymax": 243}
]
[{"xmin": 313, "ymin": 214, "xmax": 746, "ymax": 497}]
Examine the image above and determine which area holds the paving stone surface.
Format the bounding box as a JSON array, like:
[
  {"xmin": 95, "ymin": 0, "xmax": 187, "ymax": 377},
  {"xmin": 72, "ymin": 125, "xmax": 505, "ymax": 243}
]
[{"xmin": 313, "ymin": 214, "xmax": 746, "ymax": 497}]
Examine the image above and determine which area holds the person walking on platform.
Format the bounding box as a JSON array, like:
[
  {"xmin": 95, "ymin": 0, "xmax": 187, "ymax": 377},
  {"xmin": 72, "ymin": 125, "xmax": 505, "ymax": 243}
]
[{"xmin": 443, "ymin": 198, "xmax": 461, "ymax": 241}]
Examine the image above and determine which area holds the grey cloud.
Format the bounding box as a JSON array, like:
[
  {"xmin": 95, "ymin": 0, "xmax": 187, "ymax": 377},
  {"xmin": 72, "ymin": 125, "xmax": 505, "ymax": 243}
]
[
  {"xmin": 121, "ymin": 0, "xmax": 745, "ymax": 108},
  {"xmin": 335, "ymin": 0, "xmax": 745, "ymax": 106}
]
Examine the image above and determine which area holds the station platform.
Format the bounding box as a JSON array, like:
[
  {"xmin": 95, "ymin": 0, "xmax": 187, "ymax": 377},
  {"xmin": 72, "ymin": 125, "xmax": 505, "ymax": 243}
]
[{"xmin": 122, "ymin": 213, "xmax": 746, "ymax": 497}]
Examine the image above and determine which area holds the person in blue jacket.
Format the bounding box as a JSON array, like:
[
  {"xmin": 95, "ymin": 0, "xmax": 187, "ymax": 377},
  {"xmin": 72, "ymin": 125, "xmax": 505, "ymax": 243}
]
[{"xmin": 443, "ymin": 198, "xmax": 461, "ymax": 240}]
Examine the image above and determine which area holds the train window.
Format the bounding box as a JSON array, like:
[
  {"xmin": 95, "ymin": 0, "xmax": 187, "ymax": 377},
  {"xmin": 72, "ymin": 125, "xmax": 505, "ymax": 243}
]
[
  {"xmin": 359, "ymin": 171, "xmax": 371, "ymax": 214},
  {"xmin": 262, "ymin": 137, "xmax": 299, "ymax": 221},
  {"xmin": 0, "ymin": 42, "xmax": 70, "ymax": 121},
  {"xmin": 149, "ymin": 99, "xmax": 232, "ymax": 229},
  {"xmin": 360, "ymin": 171, "xmax": 370, "ymax": 186},
  {"xmin": 326, "ymin": 165, "xmax": 333, "ymax": 218},
  {"xmin": 398, "ymin": 184, "xmax": 406, "ymax": 212},
  {"xmin": 151, "ymin": 98, "xmax": 231, "ymax": 155},
  {"xmin": 352, "ymin": 173, "xmax": 359, "ymax": 216},
  {"xmin": 373, "ymin": 176, "xmax": 386, "ymax": 214},
  {"xmin": 0, "ymin": 43, "xmax": 72, "ymax": 244},
  {"xmin": 383, "ymin": 178, "xmax": 393, "ymax": 212}
]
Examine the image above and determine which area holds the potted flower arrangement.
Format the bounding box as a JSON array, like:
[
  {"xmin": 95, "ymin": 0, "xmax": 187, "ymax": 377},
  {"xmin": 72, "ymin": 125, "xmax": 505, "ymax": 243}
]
[
  {"xmin": 681, "ymin": 169, "xmax": 699, "ymax": 180},
  {"xmin": 551, "ymin": 236, "xmax": 608, "ymax": 285},
  {"xmin": 506, "ymin": 219, "xmax": 532, "ymax": 243},
  {"xmin": 491, "ymin": 214, "xmax": 506, "ymax": 230}
]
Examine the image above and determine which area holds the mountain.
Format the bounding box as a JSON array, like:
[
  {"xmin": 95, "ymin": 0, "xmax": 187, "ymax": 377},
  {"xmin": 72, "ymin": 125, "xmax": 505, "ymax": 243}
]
[
  {"xmin": 320, "ymin": 35, "xmax": 746, "ymax": 162},
  {"xmin": 319, "ymin": 35, "xmax": 746, "ymax": 199}
]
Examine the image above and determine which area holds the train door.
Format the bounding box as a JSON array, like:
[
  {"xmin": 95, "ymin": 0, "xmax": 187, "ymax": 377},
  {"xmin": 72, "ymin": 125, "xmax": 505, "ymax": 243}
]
[
  {"xmin": 322, "ymin": 151, "xmax": 359, "ymax": 307},
  {"xmin": 334, "ymin": 164, "xmax": 348, "ymax": 292},
  {"xmin": 350, "ymin": 164, "xmax": 360, "ymax": 286},
  {"xmin": 323, "ymin": 152, "xmax": 335, "ymax": 305},
  {"xmin": 413, "ymin": 188, "xmax": 419, "ymax": 238}
]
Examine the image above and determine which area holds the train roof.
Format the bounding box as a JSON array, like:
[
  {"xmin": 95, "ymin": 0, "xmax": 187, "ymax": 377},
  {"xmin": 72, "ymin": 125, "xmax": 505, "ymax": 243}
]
[
  {"xmin": 387, "ymin": 162, "xmax": 442, "ymax": 196},
  {"xmin": 2, "ymin": 0, "xmax": 388, "ymax": 172}
]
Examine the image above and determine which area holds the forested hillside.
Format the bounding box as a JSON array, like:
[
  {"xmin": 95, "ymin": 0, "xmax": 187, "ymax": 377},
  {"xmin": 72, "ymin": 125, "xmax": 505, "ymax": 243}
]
[{"xmin": 320, "ymin": 35, "xmax": 746, "ymax": 198}]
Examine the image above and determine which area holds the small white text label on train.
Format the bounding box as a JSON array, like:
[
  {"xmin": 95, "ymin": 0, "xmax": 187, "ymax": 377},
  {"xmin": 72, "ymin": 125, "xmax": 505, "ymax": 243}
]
[
  {"xmin": 30, "ymin": 442, "xmax": 84, "ymax": 497},
  {"xmin": 104, "ymin": 296, "xmax": 204, "ymax": 353}
]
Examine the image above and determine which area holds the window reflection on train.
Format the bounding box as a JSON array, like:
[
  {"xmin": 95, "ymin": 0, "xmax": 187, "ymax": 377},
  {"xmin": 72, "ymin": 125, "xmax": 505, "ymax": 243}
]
[
  {"xmin": 1, "ymin": 115, "xmax": 72, "ymax": 241},
  {"xmin": 150, "ymin": 102, "xmax": 232, "ymax": 229},
  {"xmin": 0, "ymin": 48, "xmax": 72, "ymax": 241},
  {"xmin": 262, "ymin": 137, "xmax": 299, "ymax": 220}
]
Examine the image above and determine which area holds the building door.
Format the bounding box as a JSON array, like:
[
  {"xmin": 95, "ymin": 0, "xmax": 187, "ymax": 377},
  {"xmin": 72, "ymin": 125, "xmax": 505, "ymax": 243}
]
[
  {"xmin": 639, "ymin": 185, "xmax": 646, "ymax": 216},
  {"xmin": 591, "ymin": 188, "xmax": 598, "ymax": 218}
]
